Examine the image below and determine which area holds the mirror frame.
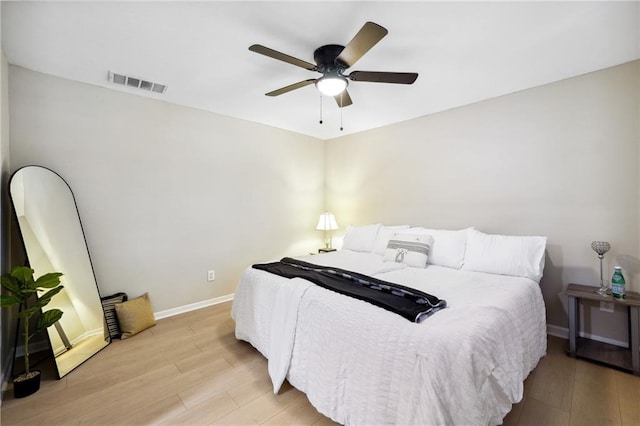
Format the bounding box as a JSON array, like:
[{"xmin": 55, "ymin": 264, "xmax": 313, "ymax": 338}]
[{"xmin": 9, "ymin": 165, "xmax": 110, "ymax": 378}]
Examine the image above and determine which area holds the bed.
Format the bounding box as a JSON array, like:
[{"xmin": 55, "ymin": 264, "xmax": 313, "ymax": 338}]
[{"xmin": 231, "ymin": 225, "xmax": 547, "ymax": 425}]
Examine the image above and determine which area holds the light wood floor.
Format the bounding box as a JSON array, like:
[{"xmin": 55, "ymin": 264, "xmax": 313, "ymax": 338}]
[{"xmin": 1, "ymin": 300, "xmax": 639, "ymax": 425}]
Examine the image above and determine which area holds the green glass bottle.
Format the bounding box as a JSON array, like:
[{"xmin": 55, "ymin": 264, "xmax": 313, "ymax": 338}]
[{"xmin": 611, "ymin": 266, "xmax": 626, "ymax": 299}]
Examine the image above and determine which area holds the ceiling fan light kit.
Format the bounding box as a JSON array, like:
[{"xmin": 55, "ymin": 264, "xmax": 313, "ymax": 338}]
[
  {"xmin": 315, "ymin": 74, "xmax": 348, "ymax": 96},
  {"xmin": 249, "ymin": 21, "xmax": 418, "ymax": 114}
]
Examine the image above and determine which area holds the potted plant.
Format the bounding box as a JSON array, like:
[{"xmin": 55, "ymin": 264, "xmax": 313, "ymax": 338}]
[{"xmin": 0, "ymin": 266, "xmax": 64, "ymax": 398}]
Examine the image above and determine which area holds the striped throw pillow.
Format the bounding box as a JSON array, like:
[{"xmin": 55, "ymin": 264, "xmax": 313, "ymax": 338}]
[{"xmin": 101, "ymin": 292, "xmax": 128, "ymax": 339}]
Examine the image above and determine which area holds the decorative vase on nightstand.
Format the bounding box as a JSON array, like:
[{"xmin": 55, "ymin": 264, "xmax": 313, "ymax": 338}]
[{"xmin": 591, "ymin": 241, "xmax": 611, "ymax": 295}]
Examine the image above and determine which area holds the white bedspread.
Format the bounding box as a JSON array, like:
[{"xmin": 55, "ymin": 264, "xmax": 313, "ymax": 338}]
[{"xmin": 232, "ymin": 250, "xmax": 547, "ymax": 425}]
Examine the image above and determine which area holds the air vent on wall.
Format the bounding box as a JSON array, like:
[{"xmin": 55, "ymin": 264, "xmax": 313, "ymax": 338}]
[{"xmin": 107, "ymin": 71, "xmax": 167, "ymax": 94}]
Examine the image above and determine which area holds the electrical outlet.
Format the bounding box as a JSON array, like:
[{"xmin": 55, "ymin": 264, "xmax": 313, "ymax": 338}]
[
  {"xmin": 207, "ymin": 270, "xmax": 215, "ymax": 282},
  {"xmin": 600, "ymin": 301, "xmax": 614, "ymax": 313}
]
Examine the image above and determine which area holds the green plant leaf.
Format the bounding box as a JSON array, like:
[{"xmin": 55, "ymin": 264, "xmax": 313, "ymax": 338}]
[
  {"xmin": 10, "ymin": 267, "xmax": 34, "ymax": 285},
  {"xmin": 35, "ymin": 272, "xmax": 63, "ymax": 289},
  {"xmin": 0, "ymin": 275, "xmax": 21, "ymax": 296},
  {"xmin": 33, "ymin": 286, "xmax": 64, "ymax": 309},
  {"xmin": 35, "ymin": 309, "xmax": 63, "ymax": 333},
  {"xmin": 0, "ymin": 294, "xmax": 21, "ymax": 307}
]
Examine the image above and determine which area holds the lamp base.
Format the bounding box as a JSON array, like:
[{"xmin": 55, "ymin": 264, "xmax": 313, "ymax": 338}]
[
  {"xmin": 319, "ymin": 248, "xmax": 337, "ymax": 254},
  {"xmin": 596, "ymin": 283, "xmax": 610, "ymax": 296}
]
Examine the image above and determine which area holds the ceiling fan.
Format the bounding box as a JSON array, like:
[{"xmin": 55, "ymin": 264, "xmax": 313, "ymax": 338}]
[{"xmin": 249, "ymin": 22, "xmax": 418, "ymax": 108}]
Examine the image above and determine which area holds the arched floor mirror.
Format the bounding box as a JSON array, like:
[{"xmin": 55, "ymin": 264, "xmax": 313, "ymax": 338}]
[{"xmin": 10, "ymin": 166, "xmax": 109, "ymax": 378}]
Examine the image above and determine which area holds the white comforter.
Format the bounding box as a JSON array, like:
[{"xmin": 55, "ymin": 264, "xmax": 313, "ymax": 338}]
[{"xmin": 232, "ymin": 250, "xmax": 547, "ymax": 425}]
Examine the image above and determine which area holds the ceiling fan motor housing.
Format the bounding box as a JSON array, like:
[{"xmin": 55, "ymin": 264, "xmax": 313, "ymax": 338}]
[{"xmin": 314, "ymin": 44, "xmax": 346, "ymax": 74}]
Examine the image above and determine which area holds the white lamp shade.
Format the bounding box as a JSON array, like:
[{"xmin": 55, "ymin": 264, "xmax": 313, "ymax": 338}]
[{"xmin": 316, "ymin": 212, "xmax": 339, "ymax": 231}]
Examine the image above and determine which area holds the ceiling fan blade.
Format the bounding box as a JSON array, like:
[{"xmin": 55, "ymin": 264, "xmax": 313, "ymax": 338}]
[
  {"xmin": 336, "ymin": 22, "xmax": 388, "ymax": 68},
  {"xmin": 334, "ymin": 90, "xmax": 353, "ymax": 108},
  {"xmin": 348, "ymin": 71, "xmax": 418, "ymax": 84},
  {"xmin": 266, "ymin": 79, "xmax": 317, "ymax": 97},
  {"xmin": 249, "ymin": 44, "xmax": 317, "ymax": 71}
]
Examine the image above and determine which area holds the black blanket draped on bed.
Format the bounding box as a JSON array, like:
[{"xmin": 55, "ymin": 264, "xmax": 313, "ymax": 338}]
[{"xmin": 252, "ymin": 257, "xmax": 447, "ymax": 322}]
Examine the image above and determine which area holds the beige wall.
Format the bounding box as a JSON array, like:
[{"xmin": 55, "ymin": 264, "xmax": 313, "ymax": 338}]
[
  {"xmin": 326, "ymin": 61, "xmax": 640, "ymax": 341},
  {"xmin": 8, "ymin": 66, "xmax": 324, "ymax": 312}
]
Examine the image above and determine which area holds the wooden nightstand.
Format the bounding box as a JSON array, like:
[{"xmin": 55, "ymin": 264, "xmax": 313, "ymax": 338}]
[
  {"xmin": 318, "ymin": 248, "xmax": 336, "ymax": 254},
  {"xmin": 566, "ymin": 283, "xmax": 640, "ymax": 375}
]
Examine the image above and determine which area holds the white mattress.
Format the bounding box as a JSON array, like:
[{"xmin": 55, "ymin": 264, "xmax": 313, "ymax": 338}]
[{"xmin": 232, "ymin": 250, "xmax": 547, "ymax": 425}]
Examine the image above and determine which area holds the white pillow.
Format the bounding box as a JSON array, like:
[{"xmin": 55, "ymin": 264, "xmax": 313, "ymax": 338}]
[
  {"xmin": 372, "ymin": 225, "xmax": 411, "ymax": 255},
  {"xmin": 404, "ymin": 227, "xmax": 471, "ymax": 269},
  {"xmin": 384, "ymin": 233, "xmax": 434, "ymax": 268},
  {"xmin": 342, "ymin": 224, "xmax": 382, "ymax": 252},
  {"xmin": 462, "ymin": 229, "xmax": 547, "ymax": 282}
]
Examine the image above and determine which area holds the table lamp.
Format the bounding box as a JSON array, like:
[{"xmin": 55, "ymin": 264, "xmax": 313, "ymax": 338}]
[{"xmin": 316, "ymin": 212, "xmax": 339, "ymax": 249}]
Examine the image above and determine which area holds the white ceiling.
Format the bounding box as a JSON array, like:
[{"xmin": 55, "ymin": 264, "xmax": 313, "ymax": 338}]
[{"xmin": 2, "ymin": 1, "xmax": 639, "ymax": 140}]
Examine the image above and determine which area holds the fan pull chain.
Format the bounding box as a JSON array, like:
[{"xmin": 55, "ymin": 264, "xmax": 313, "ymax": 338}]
[
  {"xmin": 340, "ymin": 93, "xmax": 344, "ymax": 131},
  {"xmin": 319, "ymin": 94, "xmax": 323, "ymax": 125}
]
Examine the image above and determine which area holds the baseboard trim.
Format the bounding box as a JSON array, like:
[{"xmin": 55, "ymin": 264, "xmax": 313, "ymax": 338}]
[
  {"xmin": 546, "ymin": 324, "xmax": 569, "ymax": 340},
  {"xmin": 154, "ymin": 294, "xmax": 235, "ymax": 320},
  {"xmin": 546, "ymin": 324, "xmax": 629, "ymax": 348},
  {"xmin": 15, "ymin": 340, "xmax": 50, "ymax": 358}
]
